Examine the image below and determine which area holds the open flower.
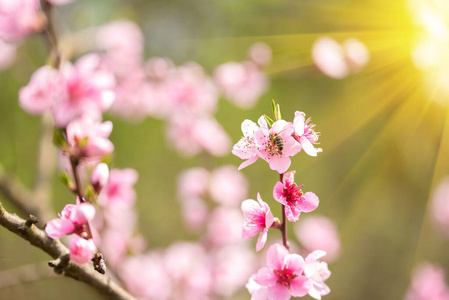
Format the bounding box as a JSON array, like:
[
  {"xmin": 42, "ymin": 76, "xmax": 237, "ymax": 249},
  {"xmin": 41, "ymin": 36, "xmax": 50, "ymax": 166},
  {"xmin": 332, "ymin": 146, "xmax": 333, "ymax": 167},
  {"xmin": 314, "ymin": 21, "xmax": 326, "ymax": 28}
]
[
  {"xmin": 232, "ymin": 118, "xmax": 260, "ymax": 170},
  {"xmin": 291, "ymin": 111, "xmax": 322, "ymax": 157},
  {"xmin": 241, "ymin": 193, "xmax": 274, "ymax": 251},
  {"xmin": 303, "ymin": 250, "xmax": 331, "ymax": 300},
  {"xmin": 273, "ymin": 171, "xmax": 319, "ymax": 222},
  {"xmin": 253, "ymin": 243, "xmax": 310, "ymax": 300}
]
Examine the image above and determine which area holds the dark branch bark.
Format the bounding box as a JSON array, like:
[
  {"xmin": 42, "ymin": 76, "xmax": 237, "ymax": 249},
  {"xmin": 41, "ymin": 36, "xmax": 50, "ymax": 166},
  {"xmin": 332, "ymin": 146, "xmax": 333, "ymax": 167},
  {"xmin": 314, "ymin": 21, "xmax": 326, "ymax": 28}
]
[{"xmin": 0, "ymin": 202, "xmax": 135, "ymax": 300}]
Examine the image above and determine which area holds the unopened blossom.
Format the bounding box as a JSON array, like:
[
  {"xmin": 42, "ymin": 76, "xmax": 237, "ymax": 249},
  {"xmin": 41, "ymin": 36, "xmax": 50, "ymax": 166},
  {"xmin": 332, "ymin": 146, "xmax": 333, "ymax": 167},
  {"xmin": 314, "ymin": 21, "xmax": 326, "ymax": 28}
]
[
  {"xmin": 90, "ymin": 162, "xmax": 109, "ymax": 194},
  {"xmin": 253, "ymin": 243, "xmax": 310, "ymax": 300},
  {"xmin": 0, "ymin": 39, "xmax": 15, "ymax": 70},
  {"xmin": 303, "ymin": 250, "xmax": 331, "ymax": 300},
  {"xmin": 0, "ymin": 0, "xmax": 45, "ymax": 42},
  {"xmin": 209, "ymin": 165, "xmax": 248, "ymax": 206},
  {"xmin": 254, "ymin": 118, "xmax": 301, "ymax": 173},
  {"xmin": 53, "ymin": 54, "xmax": 116, "ymax": 127},
  {"xmin": 241, "ymin": 193, "xmax": 274, "ymax": 251},
  {"xmin": 19, "ymin": 65, "xmax": 65, "ymax": 115},
  {"xmin": 177, "ymin": 167, "xmax": 210, "ymax": 200},
  {"xmin": 273, "ymin": 171, "xmax": 319, "ymax": 222},
  {"xmin": 98, "ymin": 168, "xmax": 138, "ymax": 207},
  {"xmin": 405, "ymin": 263, "xmax": 449, "ymax": 300},
  {"xmin": 69, "ymin": 235, "xmax": 97, "ymax": 264},
  {"xmin": 232, "ymin": 118, "xmax": 260, "ymax": 170},
  {"xmin": 45, "ymin": 201, "xmax": 95, "ymax": 239},
  {"xmin": 65, "ymin": 118, "xmax": 114, "ymax": 160},
  {"xmin": 294, "ymin": 216, "xmax": 341, "ymax": 262},
  {"xmin": 248, "ymin": 42, "xmax": 272, "ymax": 68},
  {"xmin": 431, "ymin": 177, "xmax": 449, "ymax": 234},
  {"xmin": 291, "ymin": 111, "xmax": 322, "ymax": 157},
  {"xmin": 214, "ymin": 61, "xmax": 269, "ymax": 109}
]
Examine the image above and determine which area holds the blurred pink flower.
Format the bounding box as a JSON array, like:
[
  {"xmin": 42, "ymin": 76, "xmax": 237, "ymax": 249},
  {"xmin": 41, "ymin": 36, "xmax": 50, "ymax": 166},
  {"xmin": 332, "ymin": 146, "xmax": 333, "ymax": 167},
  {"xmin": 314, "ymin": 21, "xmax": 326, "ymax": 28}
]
[
  {"xmin": 232, "ymin": 118, "xmax": 260, "ymax": 170},
  {"xmin": 431, "ymin": 177, "xmax": 449, "ymax": 234},
  {"xmin": 304, "ymin": 250, "xmax": 331, "ymax": 300},
  {"xmin": 273, "ymin": 171, "xmax": 319, "ymax": 222},
  {"xmin": 53, "ymin": 54, "xmax": 115, "ymax": 127},
  {"xmin": 292, "ymin": 111, "xmax": 322, "ymax": 157},
  {"xmin": 179, "ymin": 197, "xmax": 209, "ymax": 232},
  {"xmin": 405, "ymin": 263, "xmax": 449, "ymax": 300},
  {"xmin": 98, "ymin": 168, "xmax": 138, "ymax": 207},
  {"xmin": 207, "ymin": 207, "xmax": 243, "ymax": 247},
  {"xmin": 248, "ymin": 42, "xmax": 272, "ymax": 68},
  {"xmin": 90, "ymin": 162, "xmax": 109, "ymax": 194},
  {"xmin": 65, "ymin": 118, "xmax": 114, "ymax": 160},
  {"xmin": 241, "ymin": 193, "xmax": 274, "ymax": 251},
  {"xmin": 120, "ymin": 253, "xmax": 172, "ymax": 300},
  {"xmin": 214, "ymin": 61, "xmax": 269, "ymax": 109},
  {"xmin": 253, "ymin": 243, "xmax": 310, "ymax": 300},
  {"xmin": 254, "ymin": 118, "xmax": 301, "ymax": 173},
  {"xmin": 312, "ymin": 37, "xmax": 369, "ymax": 79},
  {"xmin": 69, "ymin": 236, "xmax": 96, "ymax": 264},
  {"xmin": 177, "ymin": 167, "xmax": 210, "ymax": 200},
  {"xmin": 0, "ymin": 39, "xmax": 15, "ymax": 69},
  {"xmin": 19, "ymin": 65, "xmax": 64, "ymax": 115},
  {"xmin": 209, "ymin": 165, "xmax": 248, "ymax": 206},
  {"xmin": 0, "ymin": 0, "xmax": 44, "ymax": 42},
  {"xmin": 46, "ymin": 201, "xmax": 95, "ymax": 239},
  {"xmin": 294, "ymin": 216, "xmax": 341, "ymax": 262}
]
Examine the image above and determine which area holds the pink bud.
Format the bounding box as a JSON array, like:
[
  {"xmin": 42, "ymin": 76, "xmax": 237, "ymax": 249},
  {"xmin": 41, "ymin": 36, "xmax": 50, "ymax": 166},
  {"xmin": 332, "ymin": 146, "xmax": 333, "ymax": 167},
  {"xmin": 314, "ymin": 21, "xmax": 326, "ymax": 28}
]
[
  {"xmin": 91, "ymin": 163, "xmax": 109, "ymax": 193},
  {"xmin": 69, "ymin": 236, "xmax": 97, "ymax": 264}
]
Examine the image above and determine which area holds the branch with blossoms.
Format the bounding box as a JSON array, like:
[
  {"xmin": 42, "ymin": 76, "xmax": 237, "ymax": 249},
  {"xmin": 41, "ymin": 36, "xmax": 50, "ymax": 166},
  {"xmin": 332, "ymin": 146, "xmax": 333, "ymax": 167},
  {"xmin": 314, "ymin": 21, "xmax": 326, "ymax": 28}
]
[{"xmin": 234, "ymin": 100, "xmax": 331, "ymax": 300}]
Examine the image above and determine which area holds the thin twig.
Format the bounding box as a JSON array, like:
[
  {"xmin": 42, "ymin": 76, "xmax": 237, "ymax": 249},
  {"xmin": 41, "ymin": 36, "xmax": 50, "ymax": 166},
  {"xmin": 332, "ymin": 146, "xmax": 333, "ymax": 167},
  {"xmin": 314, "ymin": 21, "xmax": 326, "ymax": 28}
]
[
  {"xmin": 40, "ymin": 0, "xmax": 61, "ymax": 68},
  {"xmin": 0, "ymin": 202, "xmax": 135, "ymax": 300},
  {"xmin": 279, "ymin": 173, "xmax": 289, "ymax": 250}
]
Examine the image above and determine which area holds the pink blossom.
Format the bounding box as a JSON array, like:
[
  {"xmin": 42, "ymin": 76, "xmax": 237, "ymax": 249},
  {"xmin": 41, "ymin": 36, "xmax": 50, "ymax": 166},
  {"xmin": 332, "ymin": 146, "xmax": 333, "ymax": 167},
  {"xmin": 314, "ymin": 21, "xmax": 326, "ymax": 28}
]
[
  {"xmin": 214, "ymin": 61, "xmax": 269, "ymax": 109},
  {"xmin": 65, "ymin": 118, "xmax": 114, "ymax": 160},
  {"xmin": 177, "ymin": 167, "xmax": 210, "ymax": 199},
  {"xmin": 232, "ymin": 118, "xmax": 261, "ymax": 170},
  {"xmin": 405, "ymin": 263, "xmax": 449, "ymax": 300},
  {"xmin": 248, "ymin": 42, "xmax": 272, "ymax": 68},
  {"xmin": 303, "ymin": 250, "xmax": 331, "ymax": 300},
  {"xmin": 253, "ymin": 243, "xmax": 310, "ymax": 300},
  {"xmin": 121, "ymin": 253, "xmax": 172, "ymax": 300},
  {"xmin": 273, "ymin": 171, "xmax": 319, "ymax": 222},
  {"xmin": 90, "ymin": 162, "xmax": 109, "ymax": 193},
  {"xmin": 19, "ymin": 65, "xmax": 65, "ymax": 115},
  {"xmin": 69, "ymin": 236, "xmax": 97, "ymax": 264},
  {"xmin": 0, "ymin": 39, "xmax": 15, "ymax": 70},
  {"xmin": 312, "ymin": 37, "xmax": 369, "ymax": 79},
  {"xmin": 431, "ymin": 177, "xmax": 449, "ymax": 234},
  {"xmin": 46, "ymin": 201, "xmax": 95, "ymax": 239},
  {"xmin": 292, "ymin": 111, "xmax": 322, "ymax": 157},
  {"xmin": 179, "ymin": 197, "xmax": 209, "ymax": 232},
  {"xmin": 207, "ymin": 207, "xmax": 243, "ymax": 247},
  {"xmin": 254, "ymin": 118, "xmax": 301, "ymax": 173},
  {"xmin": 209, "ymin": 165, "xmax": 248, "ymax": 206},
  {"xmin": 241, "ymin": 193, "xmax": 274, "ymax": 251},
  {"xmin": 0, "ymin": 0, "xmax": 44, "ymax": 42},
  {"xmin": 294, "ymin": 216, "xmax": 341, "ymax": 262},
  {"xmin": 98, "ymin": 168, "xmax": 138, "ymax": 207},
  {"xmin": 53, "ymin": 54, "xmax": 115, "ymax": 127}
]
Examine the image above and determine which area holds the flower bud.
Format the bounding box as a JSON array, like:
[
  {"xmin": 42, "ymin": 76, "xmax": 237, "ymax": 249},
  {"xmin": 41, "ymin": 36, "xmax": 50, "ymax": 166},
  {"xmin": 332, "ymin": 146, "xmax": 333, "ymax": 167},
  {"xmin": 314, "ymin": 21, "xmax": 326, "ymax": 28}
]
[{"xmin": 91, "ymin": 163, "xmax": 109, "ymax": 193}]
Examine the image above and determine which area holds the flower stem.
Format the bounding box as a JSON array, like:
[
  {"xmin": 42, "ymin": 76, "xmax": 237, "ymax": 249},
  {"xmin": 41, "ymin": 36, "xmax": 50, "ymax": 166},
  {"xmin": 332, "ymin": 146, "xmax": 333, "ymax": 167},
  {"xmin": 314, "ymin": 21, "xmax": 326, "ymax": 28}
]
[
  {"xmin": 40, "ymin": 0, "xmax": 61, "ymax": 68},
  {"xmin": 279, "ymin": 173, "xmax": 289, "ymax": 250},
  {"xmin": 70, "ymin": 157, "xmax": 84, "ymax": 202}
]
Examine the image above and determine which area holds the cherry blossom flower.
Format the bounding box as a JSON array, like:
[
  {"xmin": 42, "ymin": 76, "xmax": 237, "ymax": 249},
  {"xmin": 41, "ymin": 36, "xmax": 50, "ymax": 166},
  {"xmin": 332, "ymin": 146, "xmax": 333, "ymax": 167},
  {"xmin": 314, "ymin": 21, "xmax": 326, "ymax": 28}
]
[
  {"xmin": 65, "ymin": 118, "xmax": 114, "ymax": 160},
  {"xmin": 207, "ymin": 207, "xmax": 243, "ymax": 247},
  {"xmin": 45, "ymin": 201, "xmax": 95, "ymax": 239},
  {"xmin": 69, "ymin": 235, "xmax": 97, "ymax": 264},
  {"xmin": 19, "ymin": 65, "xmax": 65, "ymax": 115},
  {"xmin": 232, "ymin": 118, "xmax": 260, "ymax": 170},
  {"xmin": 294, "ymin": 216, "xmax": 341, "ymax": 262},
  {"xmin": 273, "ymin": 171, "xmax": 319, "ymax": 222},
  {"xmin": 405, "ymin": 263, "xmax": 449, "ymax": 300},
  {"xmin": 177, "ymin": 167, "xmax": 210, "ymax": 200},
  {"xmin": 90, "ymin": 162, "xmax": 109, "ymax": 194},
  {"xmin": 98, "ymin": 168, "xmax": 138, "ymax": 207},
  {"xmin": 179, "ymin": 196, "xmax": 209, "ymax": 232},
  {"xmin": 248, "ymin": 42, "xmax": 272, "ymax": 68},
  {"xmin": 241, "ymin": 193, "xmax": 274, "ymax": 251},
  {"xmin": 254, "ymin": 118, "xmax": 301, "ymax": 173},
  {"xmin": 253, "ymin": 243, "xmax": 310, "ymax": 300},
  {"xmin": 291, "ymin": 111, "xmax": 322, "ymax": 157},
  {"xmin": 303, "ymin": 250, "xmax": 331, "ymax": 300},
  {"xmin": 246, "ymin": 274, "xmax": 269, "ymax": 300},
  {"xmin": 0, "ymin": 0, "xmax": 45, "ymax": 43},
  {"xmin": 209, "ymin": 165, "xmax": 249, "ymax": 206}
]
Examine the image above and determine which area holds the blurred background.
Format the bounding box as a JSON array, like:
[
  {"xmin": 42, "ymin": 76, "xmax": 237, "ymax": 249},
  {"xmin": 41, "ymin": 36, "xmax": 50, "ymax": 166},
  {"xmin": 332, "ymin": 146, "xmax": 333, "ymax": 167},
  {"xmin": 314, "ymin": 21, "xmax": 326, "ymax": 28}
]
[{"xmin": 1, "ymin": 0, "xmax": 449, "ymax": 299}]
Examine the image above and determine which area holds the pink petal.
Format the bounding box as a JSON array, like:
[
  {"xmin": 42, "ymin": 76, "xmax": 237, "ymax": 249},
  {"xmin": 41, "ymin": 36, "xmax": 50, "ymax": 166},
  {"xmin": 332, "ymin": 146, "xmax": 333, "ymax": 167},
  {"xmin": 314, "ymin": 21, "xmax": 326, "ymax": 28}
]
[
  {"xmin": 294, "ymin": 112, "xmax": 305, "ymax": 136},
  {"xmin": 273, "ymin": 181, "xmax": 286, "ymax": 204},
  {"xmin": 69, "ymin": 237, "xmax": 97, "ymax": 264},
  {"xmin": 256, "ymin": 229, "xmax": 268, "ymax": 251},
  {"xmin": 284, "ymin": 253, "xmax": 304, "ymax": 274},
  {"xmin": 300, "ymin": 136, "xmax": 318, "ymax": 157},
  {"xmin": 267, "ymin": 243, "xmax": 289, "ymax": 270},
  {"xmin": 75, "ymin": 203, "xmax": 96, "ymax": 223},
  {"xmin": 290, "ymin": 275, "xmax": 311, "ymax": 297},
  {"xmin": 267, "ymin": 284, "xmax": 292, "ymax": 300},
  {"xmin": 254, "ymin": 267, "xmax": 277, "ymax": 286},
  {"xmin": 268, "ymin": 156, "xmax": 291, "ymax": 174},
  {"xmin": 300, "ymin": 192, "xmax": 319, "ymax": 212},
  {"xmin": 45, "ymin": 218, "xmax": 75, "ymax": 238},
  {"xmin": 238, "ymin": 155, "xmax": 258, "ymax": 170},
  {"xmin": 285, "ymin": 204, "xmax": 300, "ymax": 222}
]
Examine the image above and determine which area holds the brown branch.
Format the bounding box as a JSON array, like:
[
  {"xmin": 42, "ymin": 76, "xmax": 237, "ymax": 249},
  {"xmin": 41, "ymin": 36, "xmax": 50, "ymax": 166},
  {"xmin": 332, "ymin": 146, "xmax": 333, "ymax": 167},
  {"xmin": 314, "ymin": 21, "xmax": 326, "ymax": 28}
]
[
  {"xmin": 279, "ymin": 173, "xmax": 289, "ymax": 250},
  {"xmin": 40, "ymin": 0, "xmax": 61, "ymax": 68},
  {"xmin": 0, "ymin": 202, "xmax": 136, "ymax": 300}
]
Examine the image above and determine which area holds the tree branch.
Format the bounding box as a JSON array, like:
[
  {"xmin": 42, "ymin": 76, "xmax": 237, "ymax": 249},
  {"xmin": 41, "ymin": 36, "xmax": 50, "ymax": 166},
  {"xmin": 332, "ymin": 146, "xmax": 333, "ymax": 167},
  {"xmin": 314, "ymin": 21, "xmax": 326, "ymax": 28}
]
[{"xmin": 0, "ymin": 202, "xmax": 135, "ymax": 300}]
